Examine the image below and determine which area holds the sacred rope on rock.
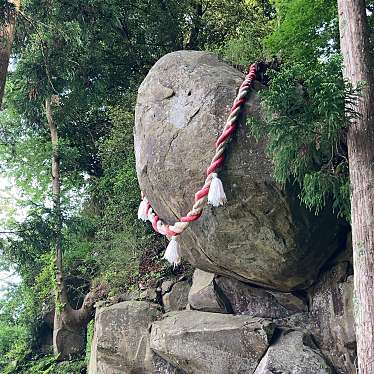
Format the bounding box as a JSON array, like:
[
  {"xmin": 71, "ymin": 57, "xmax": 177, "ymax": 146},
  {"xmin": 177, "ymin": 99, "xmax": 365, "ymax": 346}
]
[{"xmin": 138, "ymin": 63, "xmax": 258, "ymax": 266}]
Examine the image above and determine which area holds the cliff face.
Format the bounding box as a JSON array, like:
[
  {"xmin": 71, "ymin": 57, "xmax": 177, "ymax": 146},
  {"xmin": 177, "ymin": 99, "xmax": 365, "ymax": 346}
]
[
  {"xmin": 88, "ymin": 260, "xmax": 355, "ymax": 374},
  {"xmin": 88, "ymin": 51, "xmax": 355, "ymax": 374}
]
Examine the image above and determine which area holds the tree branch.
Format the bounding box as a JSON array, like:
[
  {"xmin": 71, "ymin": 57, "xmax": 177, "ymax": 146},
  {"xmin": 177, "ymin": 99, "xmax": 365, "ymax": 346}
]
[{"xmin": 73, "ymin": 283, "xmax": 109, "ymax": 324}]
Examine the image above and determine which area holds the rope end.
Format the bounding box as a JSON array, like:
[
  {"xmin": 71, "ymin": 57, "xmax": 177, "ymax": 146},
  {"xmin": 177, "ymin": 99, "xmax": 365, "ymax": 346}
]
[
  {"xmin": 208, "ymin": 173, "xmax": 227, "ymax": 207},
  {"xmin": 163, "ymin": 236, "xmax": 181, "ymax": 267},
  {"xmin": 137, "ymin": 198, "xmax": 149, "ymax": 221}
]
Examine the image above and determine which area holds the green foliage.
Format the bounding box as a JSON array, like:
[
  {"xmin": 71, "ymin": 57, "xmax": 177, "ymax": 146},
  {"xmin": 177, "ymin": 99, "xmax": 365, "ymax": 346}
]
[
  {"xmin": 91, "ymin": 102, "xmax": 163, "ymax": 293},
  {"xmin": 0, "ymin": 283, "xmax": 41, "ymax": 373},
  {"xmin": 85, "ymin": 320, "xmax": 94, "ymax": 364},
  {"xmin": 2, "ymin": 352, "xmax": 86, "ymax": 374},
  {"xmin": 213, "ymin": 0, "xmax": 274, "ymax": 65},
  {"xmin": 248, "ymin": 55, "xmax": 355, "ymax": 220},
  {"xmin": 0, "ymin": 322, "xmax": 29, "ymax": 369},
  {"xmin": 53, "ymin": 359, "xmax": 86, "ymax": 374},
  {"xmin": 0, "ymin": 282, "xmax": 88, "ymax": 373},
  {"xmin": 265, "ymin": 0, "xmax": 339, "ymax": 63}
]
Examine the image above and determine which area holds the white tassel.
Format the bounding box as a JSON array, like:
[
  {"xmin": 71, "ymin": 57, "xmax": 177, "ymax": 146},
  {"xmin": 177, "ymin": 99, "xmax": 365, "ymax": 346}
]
[
  {"xmin": 137, "ymin": 198, "xmax": 148, "ymax": 221},
  {"xmin": 163, "ymin": 236, "xmax": 181, "ymax": 267},
  {"xmin": 208, "ymin": 173, "xmax": 227, "ymax": 207},
  {"xmin": 147, "ymin": 208, "xmax": 154, "ymax": 222},
  {"xmin": 157, "ymin": 220, "xmax": 166, "ymax": 235}
]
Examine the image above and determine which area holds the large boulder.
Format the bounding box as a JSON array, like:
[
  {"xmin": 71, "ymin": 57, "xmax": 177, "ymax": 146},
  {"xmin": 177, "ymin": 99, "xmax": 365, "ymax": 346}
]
[
  {"xmin": 134, "ymin": 50, "xmax": 344, "ymax": 291},
  {"xmin": 254, "ymin": 330, "xmax": 333, "ymax": 374},
  {"xmin": 150, "ymin": 310, "xmax": 274, "ymax": 374},
  {"xmin": 88, "ymin": 301, "xmax": 182, "ymax": 374}
]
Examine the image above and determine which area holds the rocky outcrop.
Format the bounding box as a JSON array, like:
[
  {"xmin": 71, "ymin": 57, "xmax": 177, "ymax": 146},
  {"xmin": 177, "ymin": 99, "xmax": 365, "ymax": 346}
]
[
  {"xmin": 88, "ymin": 264, "xmax": 355, "ymax": 374},
  {"xmin": 35, "ymin": 306, "xmax": 54, "ymax": 354},
  {"xmin": 254, "ymin": 330, "xmax": 333, "ymax": 374},
  {"xmin": 215, "ymin": 275, "xmax": 307, "ymax": 318},
  {"xmin": 310, "ymin": 262, "xmax": 356, "ymax": 373},
  {"xmin": 88, "ymin": 301, "xmax": 182, "ymax": 374},
  {"xmin": 187, "ymin": 269, "xmax": 307, "ymax": 317},
  {"xmin": 134, "ymin": 50, "xmax": 344, "ymax": 291},
  {"xmin": 150, "ymin": 310, "xmax": 274, "ymax": 374},
  {"xmin": 188, "ymin": 269, "xmax": 227, "ymax": 313},
  {"xmin": 162, "ymin": 280, "xmax": 190, "ymax": 312},
  {"xmin": 86, "ymin": 51, "xmax": 355, "ymax": 374}
]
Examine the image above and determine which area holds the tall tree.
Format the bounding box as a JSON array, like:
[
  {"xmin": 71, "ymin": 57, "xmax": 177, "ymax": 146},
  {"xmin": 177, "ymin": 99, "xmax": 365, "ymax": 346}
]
[
  {"xmin": 0, "ymin": 0, "xmax": 20, "ymax": 107},
  {"xmin": 45, "ymin": 96, "xmax": 106, "ymax": 360},
  {"xmin": 337, "ymin": 1, "xmax": 374, "ymax": 372}
]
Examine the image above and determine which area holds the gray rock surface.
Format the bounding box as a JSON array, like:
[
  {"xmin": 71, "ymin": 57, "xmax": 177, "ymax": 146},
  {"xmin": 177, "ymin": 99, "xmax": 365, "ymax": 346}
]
[
  {"xmin": 162, "ymin": 280, "xmax": 190, "ymax": 312},
  {"xmin": 161, "ymin": 280, "xmax": 174, "ymax": 295},
  {"xmin": 254, "ymin": 330, "xmax": 333, "ymax": 374},
  {"xmin": 188, "ymin": 269, "xmax": 227, "ymax": 312},
  {"xmin": 310, "ymin": 262, "xmax": 356, "ymax": 373},
  {"xmin": 152, "ymin": 354, "xmax": 187, "ymax": 374},
  {"xmin": 215, "ymin": 276, "xmax": 307, "ymax": 318},
  {"xmin": 139, "ymin": 288, "xmax": 158, "ymax": 302},
  {"xmin": 88, "ymin": 301, "xmax": 181, "ymax": 374},
  {"xmin": 134, "ymin": 50, "xmax": 343, "ymax": 291},
  {"xmin": 150, "ymin": 310, "xmax": 274, "ymax": 374}
]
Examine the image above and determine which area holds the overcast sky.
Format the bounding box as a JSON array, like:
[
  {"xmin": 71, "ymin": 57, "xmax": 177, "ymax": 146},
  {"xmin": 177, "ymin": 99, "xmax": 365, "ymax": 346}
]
[{"xmin": 0, "ymin": 174, "xmax": 25, "ymax": 299}]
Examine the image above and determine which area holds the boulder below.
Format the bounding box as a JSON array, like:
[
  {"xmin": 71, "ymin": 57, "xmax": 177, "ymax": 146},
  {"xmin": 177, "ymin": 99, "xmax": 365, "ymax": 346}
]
[
  {"xmin": 134, "ymin": 50, "xmax": 344, "ymax": 291},
  {"xmin": 88, "ymin": 301, "xmax": 182, "ymax": 374},
  {"xmin": 310, "ymin": 262, "xmax": 356, "ymax": 373},
  {"xmin": 162, "ymin": 280, "xmax": 190, "ymax": 312},
  {"xmin": 150, "ymin": 310, "xmax": 274, "ymax": 374},
  {"xmin": 188, "ymin": 269, "xmax": 307, "ymax": 317},
  {"xmin": 254, "ymin": 330, "xmax": 333, "ymax": 374},
  {"xmin": 215, "ymin": 275, "xmax": 307, "ymax": 318},
  {"xmin": 188, "ymin": 269, "xmax": 228, "ymax": 313}
]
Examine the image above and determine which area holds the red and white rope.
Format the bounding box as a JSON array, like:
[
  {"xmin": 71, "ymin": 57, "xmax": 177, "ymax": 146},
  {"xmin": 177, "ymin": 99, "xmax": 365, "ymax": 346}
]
[{"xmin": 138, "ymin": 63, "xmax": 258, "ymax": 264}]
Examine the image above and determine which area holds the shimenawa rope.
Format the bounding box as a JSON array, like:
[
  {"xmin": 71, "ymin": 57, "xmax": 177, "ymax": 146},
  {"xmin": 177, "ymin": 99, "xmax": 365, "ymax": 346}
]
[{"xmin": 138, "ymin": 63, "xmax": 258, "ymax": 266}]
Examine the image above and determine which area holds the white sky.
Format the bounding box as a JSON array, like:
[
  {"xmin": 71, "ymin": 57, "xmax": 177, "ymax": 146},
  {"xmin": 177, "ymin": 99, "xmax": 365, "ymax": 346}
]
[
  {"xmin": 0, "ymin": 171, "xmax": 89, "ymax": 299},
  {"xmin": 0, "ymin": 174, "xmax": 25, "ymax": 299}
]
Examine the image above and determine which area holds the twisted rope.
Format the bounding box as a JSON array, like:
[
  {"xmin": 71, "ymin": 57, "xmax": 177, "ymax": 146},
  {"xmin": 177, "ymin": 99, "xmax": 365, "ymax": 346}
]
[{"xmin": 140, "ymin": 63, "xmax": 258, "ymax": 238}]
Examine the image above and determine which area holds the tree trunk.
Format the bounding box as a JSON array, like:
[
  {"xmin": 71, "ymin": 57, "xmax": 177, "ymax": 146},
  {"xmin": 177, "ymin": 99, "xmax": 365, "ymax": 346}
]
[
  {"xmin": 0, "ymin": 0, "xmax": 20, "ymax": 107},
  {"xmin": 337, "ymin": 1, "xmax": 374, "ymax": 373},
  {"xmin": 186, "ymin": 0, "xmax": 203, "ymax": 49},
  {"xmin": 45, "ymin": 97, "xmax": 66, "ymax": 310},
  {"xmin": 46, "ymin": 97, "xmax": 108, "ymax": 360},
  {"xmin": 52, "ymin": 285, "xmax": 107, "ymax": 361},
  {"xmin": 46, "ymin": 96, "xmax": 74, "ymax": 359}
]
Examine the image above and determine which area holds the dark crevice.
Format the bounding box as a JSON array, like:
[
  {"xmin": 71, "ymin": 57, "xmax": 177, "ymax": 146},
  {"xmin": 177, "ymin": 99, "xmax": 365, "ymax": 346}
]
[
  {"xmin": 290, "ymin": 289, "xmax": 309, "ymax": 311},
  {"xmin": 212, "ymin": 278, "xmax": 233, "ymax": 313},
  {"xmin": 164, "ymin": 131, "xmax": 180, "ymax": 162}
]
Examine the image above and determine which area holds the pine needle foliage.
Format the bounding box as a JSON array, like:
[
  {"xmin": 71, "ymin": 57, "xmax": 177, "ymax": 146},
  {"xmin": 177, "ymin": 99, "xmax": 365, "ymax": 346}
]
[{"xmin": 248, "ymin": 55, "xmax": 357, "ymax": 221}]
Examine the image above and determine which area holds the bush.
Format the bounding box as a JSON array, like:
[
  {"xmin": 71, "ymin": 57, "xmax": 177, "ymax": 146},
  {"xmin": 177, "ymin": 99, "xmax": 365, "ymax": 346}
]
[{"xmin": 248, "ymin": 55, "xmax": 357, "ymax": 220}]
